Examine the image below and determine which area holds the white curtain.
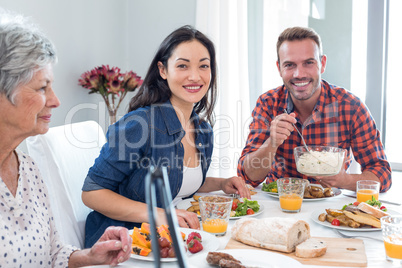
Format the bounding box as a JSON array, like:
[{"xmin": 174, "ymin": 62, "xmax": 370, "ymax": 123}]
[
  {"xmin": 261, "ymin": 0, "xmax": 309, "ymax": 92},
  {"xmin": 196, "ymin": 0, "xmax": 251, "ymax": 178},
  {"xmin": 196, "ymin": 0, "xmax": 309, "ymax": 178}
]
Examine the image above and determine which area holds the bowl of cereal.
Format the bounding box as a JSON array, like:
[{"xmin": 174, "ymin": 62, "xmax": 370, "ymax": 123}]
[{"xmin": 294, "ymin": 146, "xmax": 346, "ymax": 176}]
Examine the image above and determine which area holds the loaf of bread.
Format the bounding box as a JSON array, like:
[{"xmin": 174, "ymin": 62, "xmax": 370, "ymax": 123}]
[
  {"xmin": 295, "ymin": 238, "xmax": 327, "ymax": 258},
  {"xmin": 231, "ymin": 217, "xmax": 310, "ymax": 253}
]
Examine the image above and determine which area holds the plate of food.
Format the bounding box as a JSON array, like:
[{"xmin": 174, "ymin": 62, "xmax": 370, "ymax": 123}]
[
  {"xmin": 262, "ymin": 181, "xmax": 341, "ymax": 201},
  {"xmin": 176, "ymin": 196, "xmax": 263, "ymax": 219},
  {"xmin": 130, "ymin": 226, "xmax": 219, "ymax": 262},
  {"xmin": 190, "ymin": 249, "xmax": 304, "ymax": 268},
  {"xmin": 311, "ymin": 201, "xmax": 399, "ymax": 232}
]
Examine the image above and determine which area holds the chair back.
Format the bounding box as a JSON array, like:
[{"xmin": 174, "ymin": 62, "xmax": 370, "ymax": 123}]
[{"xmin": 26, "ymin": 120, "xmax": 106, "ymax": 248}]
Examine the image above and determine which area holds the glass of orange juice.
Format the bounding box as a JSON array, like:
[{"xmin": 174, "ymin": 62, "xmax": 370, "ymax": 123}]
[
  {"xmin": 199, "ymin": 195, "xmax": 232, "ymax": 236},
  {"xmin": 381, "ymin": 215, "xmax": 402, "ymax": 265},
  {"xmin": 356, "ymin": 180, "xmax": 380, "ymax": 202},
  {"xmin": 277, "ymin": 178, "xmax": 307, "ymax": 213}
]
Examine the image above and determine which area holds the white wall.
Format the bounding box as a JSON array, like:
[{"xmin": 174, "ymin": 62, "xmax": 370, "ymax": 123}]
[{"xmin": 0, "ymin": 0, "xmax": 196, "ymax": 151}]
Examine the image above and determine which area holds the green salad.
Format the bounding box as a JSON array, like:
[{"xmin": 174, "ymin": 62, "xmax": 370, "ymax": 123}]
[
  {"xmin": 234, "ymin": 198, "xmax": 260, "ymax": 217},
  {"xmin": 261, "ymin": 181, "xmax": 278, "ymax": 193}
]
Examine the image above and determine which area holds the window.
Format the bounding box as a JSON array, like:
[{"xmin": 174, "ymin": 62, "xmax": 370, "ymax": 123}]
[{"xmin": 385, "ymin": 0, "xmax": 402, "ymax": 170}]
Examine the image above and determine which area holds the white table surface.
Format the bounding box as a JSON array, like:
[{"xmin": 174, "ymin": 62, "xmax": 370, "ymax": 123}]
[{"xmin": 109, "ymin": 173, "xmax": 402, "ymax": 268}]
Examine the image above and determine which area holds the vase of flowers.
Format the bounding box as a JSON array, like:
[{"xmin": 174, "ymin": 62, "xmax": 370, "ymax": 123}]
[{"xmin": 78, "ymin": 65, "xmax": 143, "ymax": 125}]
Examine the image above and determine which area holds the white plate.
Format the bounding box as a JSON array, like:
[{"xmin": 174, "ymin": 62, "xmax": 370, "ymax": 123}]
[
  {"xmin": 264, "ymin": 187, "xmax": 342, "ymax": 202},
  {"xmin": 130, "ymin": 228, "xmax": 219, "ymax": 262},
  {"xmin": 176, "ymin": 198, "xmax": 264, "ymax": 219},
  {"xmin": 311, "ymin": 209, "xmax": 400, "ymax": 232},
  {"xmin": 190, "ymin": 249, "xmax": 303, "ymax": 268}
]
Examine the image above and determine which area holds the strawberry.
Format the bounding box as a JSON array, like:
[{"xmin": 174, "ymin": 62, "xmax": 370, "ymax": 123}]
[
  {"xmin": 186, "ymin": 232, "xmax": 202, "ymax": 244},
  {"xmin": 187, "ymin": 239, "xmax": 203, "ymax": 254}
]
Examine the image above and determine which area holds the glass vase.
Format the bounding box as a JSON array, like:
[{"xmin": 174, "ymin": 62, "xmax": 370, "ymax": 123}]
[{"xmin": 108, "ymin": 109, "xmax": 117, "ymax": 125}]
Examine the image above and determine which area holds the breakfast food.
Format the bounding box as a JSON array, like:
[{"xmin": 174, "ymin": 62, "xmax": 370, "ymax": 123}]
[
  {"xmin": 131, "ymin": 222, "xmax": 186, "ymax": 258},
  {"xmin": 263, "ymin": 181, "xmax": 335, "ymax": 199},
  {"xmin": 185, "ymin": 197, "xmax": 260, "ymax": 218},
  {"xmin": 231, "ymin": 217, "xmax": 311, "ymax": 253},
  {"xmin": 296, "ymin": 150, "xmax": 343, "ymax": 175},
  {"xmin": 206, "ymin": 252, "xmax": 242, "ymax": 266},
  {"xmin": 246, "ymin": 184, "xmax": 257, "ymax": 195},
  {"xmin": 357, "ymin": 201, "xmax": 390, "ymax": 219},
  {"xmin": 295, "ymin": 238, "xmax": 327, "ymax": 258},
  {"xmin": 318, "ymin": 201, "xmax": 390, "ymax": 229}
]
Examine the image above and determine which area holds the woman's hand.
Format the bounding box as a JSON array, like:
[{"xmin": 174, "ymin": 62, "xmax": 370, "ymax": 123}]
[
  {"xmin": 221, "ymin": 176, "xmax": 251, "ymax": 199},
  {"xmin": 89, "ymin": 226, "xmax": 132, "ymax": 266},
  {"xmin": 69, "ymin": 226, "xmax": 132, "ymax": 267},
  {"xmin": 175, "ymin": 209, "xmax": 200, "ymax": 230}
]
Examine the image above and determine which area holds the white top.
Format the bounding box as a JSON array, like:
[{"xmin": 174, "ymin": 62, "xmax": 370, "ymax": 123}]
[
  {"xmin": 172, "ymin": 163, "xmax": 203, "ymax": 206},
  {"xmin": 0, "ymin": 150, "xmax": 77, "ymax": 267}
]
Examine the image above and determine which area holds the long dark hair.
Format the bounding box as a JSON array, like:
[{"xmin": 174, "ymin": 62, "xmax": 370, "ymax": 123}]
[{"xmin": 128, "ymin": 25, "xmax": 217, "ymax": 125}]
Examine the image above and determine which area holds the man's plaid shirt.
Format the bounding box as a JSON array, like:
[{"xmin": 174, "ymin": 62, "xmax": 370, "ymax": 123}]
[{"xmin": 237, "ymin": 80, "xmax": 392, "ymax": 192}]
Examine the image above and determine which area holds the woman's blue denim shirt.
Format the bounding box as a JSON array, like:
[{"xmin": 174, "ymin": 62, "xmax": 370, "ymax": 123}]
[{"xmin": 82, "ymin": 100, "xmax": 213, "ymax": 247}]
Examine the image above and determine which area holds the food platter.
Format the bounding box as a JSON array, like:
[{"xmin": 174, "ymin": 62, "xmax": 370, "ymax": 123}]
[
  {"xmin": 130, "ymin": 228, "xmax": 219, "ymax": 262},
  {"xmin": 311, "ymin": 209, "xmax": 400, "ymax": 232},
  {"xmin": 176, "ymin": 198, "xmax": 264, "ymax": 219},
  {"xmin": 190, "ymin": 249, "xmax": 304, "ymax": 268},
  {"xmin": 264, "ymin": 187, "xmax": 342, "ymax": 202}
]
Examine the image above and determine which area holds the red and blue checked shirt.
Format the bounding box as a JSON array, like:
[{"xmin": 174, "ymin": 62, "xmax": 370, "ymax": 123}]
[{"xmin": 237, "ymin": 80, "xmax": 392, "ymax": 192}]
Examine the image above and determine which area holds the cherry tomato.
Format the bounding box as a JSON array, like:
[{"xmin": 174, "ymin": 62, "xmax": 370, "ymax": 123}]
[
  {"xmin": 331, "ymin": 219, "xmax": 340, "ymax": 226},
  {"xmin": 231, "ymin": 202, "xmax": 238, "ymax": 211},
  {"xmin": 246, "ymin": 208, "xmax": 255, "ymax": 215},
  {"xmin": 353, "ymin": 202, "xmax": 360, "ymax": 206}
]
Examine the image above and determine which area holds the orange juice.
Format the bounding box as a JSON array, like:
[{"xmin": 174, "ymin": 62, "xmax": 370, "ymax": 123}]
[
  {"xmin": 384, "ymin": 234, "xmax": 402, "ymax": 259},
  {"xmin": 279, "ymin": 193, "xmax": 303, "ymax": 211},
  {"xmin": 202, "ymin": 219, "xmax": 228, "ymax": 234},
  {"xmin": 357, "ymin": 189, "xmax": 379, "ymax": 203}
]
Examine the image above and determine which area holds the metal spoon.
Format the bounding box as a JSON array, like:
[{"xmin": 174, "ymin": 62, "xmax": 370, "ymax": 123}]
[{"xmin": 283, "ymin": 109, "xmax": 310, "ymax": 152}]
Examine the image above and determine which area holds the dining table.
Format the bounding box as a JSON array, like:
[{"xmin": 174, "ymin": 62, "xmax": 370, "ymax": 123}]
[{"xmin": 100, "ymin": 172, "xmax": 402, "ymax": 268}]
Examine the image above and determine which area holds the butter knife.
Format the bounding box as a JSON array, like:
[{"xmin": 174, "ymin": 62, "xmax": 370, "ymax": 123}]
[{"xmin": 342, "ymin": 193, "xmax": 401, "ymax": 206}]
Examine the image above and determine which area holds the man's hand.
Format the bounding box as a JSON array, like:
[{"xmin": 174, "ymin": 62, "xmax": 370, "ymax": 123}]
[{"xmin": 268, "ymin": 112, "xmax": 297, "ymax": 148}]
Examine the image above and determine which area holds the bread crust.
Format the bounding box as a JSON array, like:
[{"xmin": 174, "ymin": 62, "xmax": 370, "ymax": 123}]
[
  {"xmin": 231, "ymin": 217, "xmax": 310, "ymax": 253},
  {"xmin": 343, "ymin": 210, "xmax": 381, "ymax": 228},
  {"xmin": 357, "ymin": 202, "xmax": 389, "ymax": 219},
  {"xmin": 295, "ymin": 238, "xmax": 327, "ymax": 258}
]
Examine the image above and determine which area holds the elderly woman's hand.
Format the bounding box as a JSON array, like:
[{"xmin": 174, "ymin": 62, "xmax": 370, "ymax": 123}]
[
  {"xmin": 68, "ymin": 226, "xmax": 132, "ymax": 267},
  {"xmin": 221, "ymin": 176, "xmax": 251, "ymax": 199},
  {"xmin": 88, "ymin": 226, "xmax": 132, "ymax": 266}
]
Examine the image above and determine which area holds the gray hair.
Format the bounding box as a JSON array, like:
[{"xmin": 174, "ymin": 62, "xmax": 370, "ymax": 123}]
[{"xmin": 0, "ymin": 10, "xmax": 57, "ymax": 103}]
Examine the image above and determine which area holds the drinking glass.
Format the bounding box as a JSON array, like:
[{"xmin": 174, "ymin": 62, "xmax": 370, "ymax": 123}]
[
  {"xmin": 381, "ymin": 215, "xmax": 402, "ymax": 264},
  {"xmin": 277, "ymin": 178, "xmax": 307, "ymax": 213},
  {"xmin": 199, "ymin": 195, "xmax": 232, "ymax": 236},
  {"xmin": 356, "ymin": 180, "xmax": 380, "ymax": 202}
]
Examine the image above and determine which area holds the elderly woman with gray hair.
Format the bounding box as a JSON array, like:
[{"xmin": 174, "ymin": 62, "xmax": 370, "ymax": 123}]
[{"xmin": 0, "ymin": 12, "xmax": 132, "ymax": 267}]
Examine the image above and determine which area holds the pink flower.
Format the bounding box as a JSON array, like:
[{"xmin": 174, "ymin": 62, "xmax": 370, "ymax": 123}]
[{"xmin": 78, "ymin": 65, "xmax": 143, "ymax": 119}]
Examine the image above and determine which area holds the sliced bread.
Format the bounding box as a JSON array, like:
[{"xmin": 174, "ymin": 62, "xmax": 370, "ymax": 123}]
[
  {"xmin": 357, "ymin": 202, "xmax": 389, "ymax": 219},
  {"xmin": 295, "ymin": 238, "xmax": 327, "ymax": 258}
]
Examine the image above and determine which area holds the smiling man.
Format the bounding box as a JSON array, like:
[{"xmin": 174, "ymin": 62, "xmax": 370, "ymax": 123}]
[{"xmin": 237, "ymin": 26, "xmax": 391, "ymax": 193}]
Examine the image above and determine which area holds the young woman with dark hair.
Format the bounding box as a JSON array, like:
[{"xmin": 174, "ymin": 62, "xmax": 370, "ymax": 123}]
[{"xmin": 82, "ymin": 25, "xmax": 250, "ymax": 247}]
